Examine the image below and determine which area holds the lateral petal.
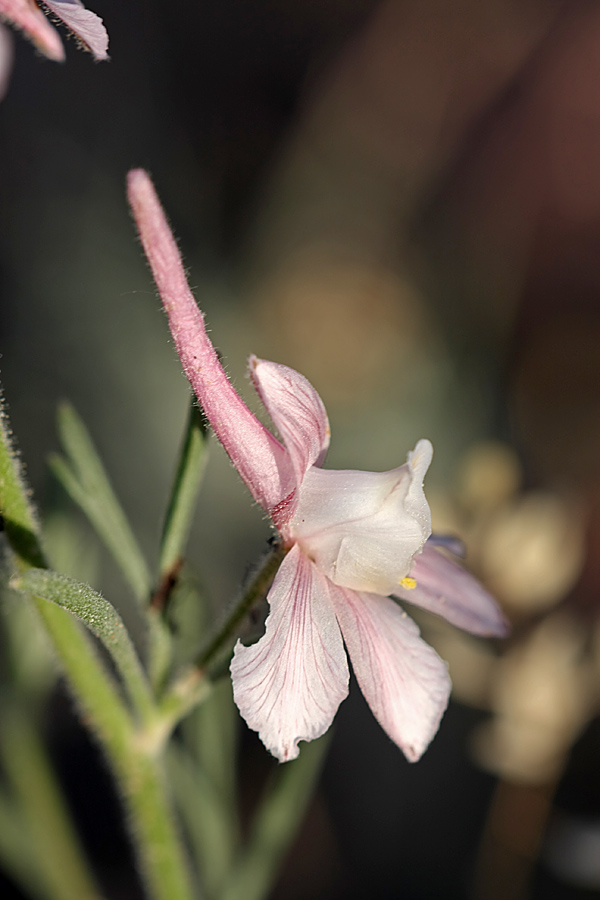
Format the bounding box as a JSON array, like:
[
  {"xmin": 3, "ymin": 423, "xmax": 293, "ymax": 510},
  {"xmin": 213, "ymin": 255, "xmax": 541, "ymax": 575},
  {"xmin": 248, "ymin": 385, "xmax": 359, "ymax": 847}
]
[
  {"xmin": 250, "ymin": 356, "xmax": 330, "ymax": 488},
  {"xmin": 396, "ymin": 543, "xmax": 509, "ymax": 637},
  {"xmin": 127, "ymin": 169, "xmax": 295, "ymax": 513},
  {"xmin": 330, "ymin": 588, "xmax": 451, "ymax": 762},
  {"xmin": 0, "ymin": 0, "xmax": 64, "ymax": 60},
  {"xmin": 230, "ymin": 545, "xmax": 349, "ymax": 762},
  {"xmin": 43, "ymin": 0, "xmax": 108, "ymax": 61}
]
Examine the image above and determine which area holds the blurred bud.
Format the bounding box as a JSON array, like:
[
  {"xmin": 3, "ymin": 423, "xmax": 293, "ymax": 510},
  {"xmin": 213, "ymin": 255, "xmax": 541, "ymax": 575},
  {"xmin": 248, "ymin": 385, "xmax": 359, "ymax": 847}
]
[
  {"xmin": 428, "ymin": 487, "xmax": 466, "ymax": 536},
  {"xmin": 472, "ymin": 614, "xmax": 592, "ymax": 783},
  {"xmin": 479, "ymin": 493, "xmax": 584, "ymax": 613},
  {"xmin": 429, "ymin": 621, "xmax": 498, "ymax": 708},
  {"xmin": 456, "ymin": 441, "xmax": 521, "ymax": 514}
]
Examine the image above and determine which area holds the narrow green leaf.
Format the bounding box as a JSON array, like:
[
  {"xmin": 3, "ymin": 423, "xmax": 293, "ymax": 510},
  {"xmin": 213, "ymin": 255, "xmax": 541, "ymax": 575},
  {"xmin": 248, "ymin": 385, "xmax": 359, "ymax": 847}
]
[
  {"xmin": 16, "ymin": 568, "xmax": 155, "ymax": 725},
  {"xmin": 0, "ymin": 393, "xmax": 132, "ymax": 761},
  {"xmin": 51, "ymin": 402, "xmax": 152, "ymax": 603},
  {"xmin": 168, "ymin": 742, "xmax": 237, "ymax": 900},
  {"xmin": 220, "ymin": 734, "xmax": 332, "ymax": 900},
  {"xmin": 0, "ymin": 392, "xmax": 45, "ymax": 570},
  {"xmin": 159, "ymin": 400, "xmax": 209, "ymax": 579}
]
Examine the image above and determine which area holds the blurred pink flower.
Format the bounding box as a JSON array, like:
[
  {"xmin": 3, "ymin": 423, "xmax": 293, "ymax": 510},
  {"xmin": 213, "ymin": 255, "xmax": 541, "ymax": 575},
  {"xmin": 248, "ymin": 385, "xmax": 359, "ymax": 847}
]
[
  {"xmin": 127, "ymin": 168, "xmax": 508, "ymax": 763},
  {"xmin": 0, "ymin": 24, "xmax": 14, "ymax": 99},
  {"xmin": 0, "ymin": 0, "xmax": 108, "ymax": 63}
]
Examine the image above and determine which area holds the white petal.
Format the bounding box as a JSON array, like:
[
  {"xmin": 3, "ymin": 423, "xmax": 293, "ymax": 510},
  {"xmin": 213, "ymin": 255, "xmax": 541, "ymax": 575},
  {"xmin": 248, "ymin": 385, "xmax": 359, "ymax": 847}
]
[
  {"xmin": 291, "ymin": 441, "xmax": 432, "ymax": 595},
  {"xmin": 396, "ymin": 543, "xmax": 509, "ymax": 637},
  {"xmin": 43, "ymin": 0, "xmax": 108, "ymax": 60},
  {"xmin": 230, "ymin": 545, "xmax": 349, "ymax": 762},
  {"xmin": 250, "ymin": 356, "xmax": 330, "ymax": 489},
  {"xmin": 331, "ymin": 588, "xmax": 451, "ymax": 761}
]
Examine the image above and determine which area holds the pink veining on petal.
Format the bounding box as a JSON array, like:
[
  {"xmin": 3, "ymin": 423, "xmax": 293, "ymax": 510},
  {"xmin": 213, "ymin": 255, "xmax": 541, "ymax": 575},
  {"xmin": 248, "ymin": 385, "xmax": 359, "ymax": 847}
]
[
  {"xmin": 230, "ymin": 544, "xmax": 349, "ymax": 762},
  {"xmin": 43, "ymin": 0, "xmax": 108, "ymax": 61},
  {"xmin": 127, "ymin": 169, "xmax": 295, "ymax": 513},
  {"xmin": 250, "ymin": 356, "xmax": 330, "ymax": 490},
  {"xmin": 331, "ymin": 587, "xmax": 451, "ymax": 762},
  {"xmin": 396, "ymin": 542, "xmax": 510, "ymax": 638},
  {"xmin": 0, "ymin": 0, "xmax": 64, "ymax": 60}
]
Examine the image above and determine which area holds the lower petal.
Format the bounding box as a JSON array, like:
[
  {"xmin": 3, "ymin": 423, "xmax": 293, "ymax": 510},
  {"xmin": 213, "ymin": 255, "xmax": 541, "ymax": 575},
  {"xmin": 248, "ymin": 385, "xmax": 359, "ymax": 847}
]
[
  {"xmin": 396, "ymin": 543, "xmax": 509, "ymax": 637},
  {"xmin": 330, "ymin": 588, "xmax": 451, "ymax": 762},
  {"xmin": 230, "ymin": 545, "xmax": 349, "ymax": 762},
  {"xmin": 43, "ymin": 0, "xmax": 108, "ymax": 60}
]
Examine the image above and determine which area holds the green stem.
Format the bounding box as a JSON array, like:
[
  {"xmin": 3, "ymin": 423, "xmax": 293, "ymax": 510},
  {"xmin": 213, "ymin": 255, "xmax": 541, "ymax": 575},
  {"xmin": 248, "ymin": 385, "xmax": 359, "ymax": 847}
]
[
  {"xmin": 155, "ymin": 544, "xmax": 286, "ymax": 740},
  {"xmin": 117, "ymin": 751, "xmax": 196, "ymax": 900},
  {"xmin": 198, "ymin": 544, "xmax": 286, "ymax": 670}
]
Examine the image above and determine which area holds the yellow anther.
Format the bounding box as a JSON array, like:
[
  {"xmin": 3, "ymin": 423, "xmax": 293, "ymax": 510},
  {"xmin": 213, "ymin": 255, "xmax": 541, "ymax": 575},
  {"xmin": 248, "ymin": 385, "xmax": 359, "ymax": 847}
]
[{"xmin": 399, "ymin": 576, "xmax": 417, "ymax": 590}]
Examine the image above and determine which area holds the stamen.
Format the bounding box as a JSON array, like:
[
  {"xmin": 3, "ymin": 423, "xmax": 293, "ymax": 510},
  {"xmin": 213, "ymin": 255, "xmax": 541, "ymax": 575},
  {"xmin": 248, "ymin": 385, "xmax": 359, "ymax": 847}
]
[{"xmin": 400, "ymin": 576, "xmax": 417, "ymax": 590}]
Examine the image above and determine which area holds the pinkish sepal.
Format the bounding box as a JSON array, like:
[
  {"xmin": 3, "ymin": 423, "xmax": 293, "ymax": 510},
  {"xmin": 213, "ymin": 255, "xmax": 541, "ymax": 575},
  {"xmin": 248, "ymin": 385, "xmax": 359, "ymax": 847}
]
[{"xmin": 44, "ymin": 0, "xmax": 109, "ymax": 61}]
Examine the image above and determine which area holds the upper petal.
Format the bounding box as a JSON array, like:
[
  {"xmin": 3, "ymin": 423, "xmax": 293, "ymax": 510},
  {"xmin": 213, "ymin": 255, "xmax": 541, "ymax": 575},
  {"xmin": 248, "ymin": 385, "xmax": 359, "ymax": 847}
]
[
  {"xmin": 330, "ymin": 587, "xmax": 451, "ymax": 762},
  {"xmin": 43, "ymin": 0, "xmax": 109, "ymax": 61},
  {"xmin": 0, "ymin": 0, "xmax": 64, "ymax": 60},
  {"xmin": 250, "ymin": 356, "xmax": 330, "ymax": 488},
  {"xmin": 291, "ymin": 440, "xmax": 433, "ymax": 595},
  {"xmin": 127, "ymin": 169, "xmax": 295, "ymax": 513},
  {"xmin": 230, "ymin": 544, "xmax": 349, "ymax": 762},
  {"xmin": 395, "ymin": 542, "xmax": 510, "ymax": 637}
]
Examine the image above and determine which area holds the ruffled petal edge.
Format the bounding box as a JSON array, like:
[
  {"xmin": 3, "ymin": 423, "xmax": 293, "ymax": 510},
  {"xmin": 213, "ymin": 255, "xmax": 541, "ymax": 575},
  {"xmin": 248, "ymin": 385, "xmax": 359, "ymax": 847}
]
[
  {"xmin": 230, "ymin": 545, "xmax": 349, "ymax": 762},
  {"xmin": 331, "ymin": 587, "xmax": 451, "ymax": 762}
]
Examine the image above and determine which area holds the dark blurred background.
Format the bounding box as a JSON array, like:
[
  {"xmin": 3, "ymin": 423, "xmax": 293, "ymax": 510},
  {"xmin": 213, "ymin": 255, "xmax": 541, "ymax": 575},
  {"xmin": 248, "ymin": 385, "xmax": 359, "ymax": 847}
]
[{"xmin": 2, "ymin": 1, "xmax": 600, "ymax": 898}]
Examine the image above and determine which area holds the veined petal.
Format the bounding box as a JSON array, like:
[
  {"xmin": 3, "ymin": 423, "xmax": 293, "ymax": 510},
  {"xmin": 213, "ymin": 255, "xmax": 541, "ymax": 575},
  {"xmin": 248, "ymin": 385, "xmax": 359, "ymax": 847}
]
[
  {"xmin": 250, "ymin": 356, "xmax": 330, "ymax": 487},
  {"xmin": 396, "ymin": 543, "xmax": 509, "ymax": 637},
  {"xmin": 330, "ymin": 588, "xmax": 451, "ymax": 762},
  {"xmin": 291, "ymin": 441, "xmax": 432, "ymax": 595},
  {"xmin": 127, "ymin": 169, "xmax": 295, "ymax": 513},
  {"xmin": 43, "ymin": 0, "xmax": 108, "ymax": 61},
  {"xmin": 230, "ymin": 544, "xmax": 349, "ymax": 762},
  {"xmin": 0, "ymin": 0, "xmax": 64, "ymax": 60}
]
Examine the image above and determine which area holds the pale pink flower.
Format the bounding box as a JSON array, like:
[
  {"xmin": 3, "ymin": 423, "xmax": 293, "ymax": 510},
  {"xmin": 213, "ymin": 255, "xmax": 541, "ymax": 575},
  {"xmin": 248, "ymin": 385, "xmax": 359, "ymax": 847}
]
[
  {"xmin": 0, "ymin": 0, "xmax": 108, "ymax": 63},
  {"xmin": 127, "ymin": 168, "xmax": 508, "ymax": 763}
]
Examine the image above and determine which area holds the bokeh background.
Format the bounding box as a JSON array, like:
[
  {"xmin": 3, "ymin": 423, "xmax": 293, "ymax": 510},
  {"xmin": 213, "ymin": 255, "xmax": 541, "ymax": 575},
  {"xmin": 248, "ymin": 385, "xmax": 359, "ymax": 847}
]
[{"xmin": 1, "ymin": 0, "xmax": 600, "ymax": 897}]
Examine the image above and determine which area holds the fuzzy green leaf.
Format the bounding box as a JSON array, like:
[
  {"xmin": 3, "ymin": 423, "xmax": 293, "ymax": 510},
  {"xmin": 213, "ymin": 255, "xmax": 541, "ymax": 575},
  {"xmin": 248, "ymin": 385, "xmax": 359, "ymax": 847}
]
[
  {"xmin": 51, "ymin": 402, "xmax": 152, "ymax": 603},
  {"xmin": 0, "ymin": 393, "xmax": 45, "ymax": 570},
  {"xmin": 16, "ymin": 568, "xmax": 155, "ymax": 725}
]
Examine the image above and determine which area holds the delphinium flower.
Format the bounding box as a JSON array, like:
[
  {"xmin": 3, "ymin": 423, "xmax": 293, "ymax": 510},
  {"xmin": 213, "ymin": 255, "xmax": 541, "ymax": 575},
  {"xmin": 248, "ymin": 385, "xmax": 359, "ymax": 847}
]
[
  {"xmin": 127, "ymin": 168, "xmax": 508, "ymax": 763},
  {"xmin": 0, "ymin": 0, "xmax": 108, "ymax": 64}
]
